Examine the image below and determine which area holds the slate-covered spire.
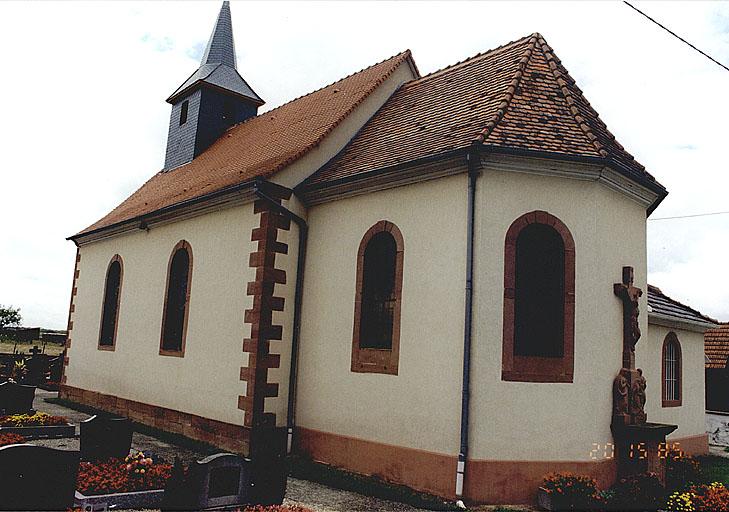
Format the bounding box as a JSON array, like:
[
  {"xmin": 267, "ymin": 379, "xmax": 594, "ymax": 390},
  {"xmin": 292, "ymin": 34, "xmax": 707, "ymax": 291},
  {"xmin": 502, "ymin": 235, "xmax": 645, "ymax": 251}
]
[
  {"xmin": 201, "ymin": 0, "xmax": 237, "ymax": 69},
  {"xmin": 163, "ymin": 1, "xmax": 263, "ymax": 171}
]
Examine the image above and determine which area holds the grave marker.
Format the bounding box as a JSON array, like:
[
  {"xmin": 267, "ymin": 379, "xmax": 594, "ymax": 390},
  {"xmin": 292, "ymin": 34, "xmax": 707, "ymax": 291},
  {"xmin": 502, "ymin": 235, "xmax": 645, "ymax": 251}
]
[
  {"xmin": 0, "ymin": 444, "xmax": 79, "ymax": 511},
  {"xmin": 80, "ymin": 414, "xmax": 133, "ymax": 461},
  {"xmin": 0, "ymin": 380, "xmax": 35, "ymax": 415}
]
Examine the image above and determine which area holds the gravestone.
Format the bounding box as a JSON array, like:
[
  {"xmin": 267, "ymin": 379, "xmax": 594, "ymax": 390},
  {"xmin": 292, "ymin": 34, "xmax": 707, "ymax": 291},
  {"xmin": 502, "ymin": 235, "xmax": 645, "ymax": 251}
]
[
  {"xmin": 80, "ymin": 414, "xmax": 133, "ymax": 461},
  {"xmin": 0, "ymin": 444, "xmax": 79, "ymax": 511},
  {"xmin": 0, "ymin": 380, "xmax": 35, "ymax": 414},
  {"xmin": 162, "ymin": 453, "xmax": 252, "ymax": 510}
]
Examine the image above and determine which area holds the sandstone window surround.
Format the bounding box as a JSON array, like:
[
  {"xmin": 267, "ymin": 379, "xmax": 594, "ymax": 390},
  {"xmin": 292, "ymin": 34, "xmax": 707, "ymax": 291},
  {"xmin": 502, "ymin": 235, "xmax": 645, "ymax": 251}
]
[
  {"xmin": 160, "ymin": 240, "xmax": 193, "ymax": 357},
  {"xmin": 351, "ymin": 221, "xmax": 404, "ymax": 376},
  {"xmin": 502, "ymin": 211, "xmax": 575, "ymax": 383},
  {"xmin": 662, "ymin": 332, "xmax": 682, "ymax": 407},
  {"xmin": 98, "ymin": 255, "xmax": 123, "ymax": 351}
]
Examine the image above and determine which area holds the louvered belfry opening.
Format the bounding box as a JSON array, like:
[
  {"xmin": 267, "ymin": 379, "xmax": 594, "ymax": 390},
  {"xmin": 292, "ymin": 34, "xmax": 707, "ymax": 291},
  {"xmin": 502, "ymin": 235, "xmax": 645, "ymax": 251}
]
[
  {"xmin": 359, "ymin": 231, "xmax": 398, "ymax": 350},
  {"xmin": 514, "ymin": 223, "xmax": 565, "ymax": 358}
]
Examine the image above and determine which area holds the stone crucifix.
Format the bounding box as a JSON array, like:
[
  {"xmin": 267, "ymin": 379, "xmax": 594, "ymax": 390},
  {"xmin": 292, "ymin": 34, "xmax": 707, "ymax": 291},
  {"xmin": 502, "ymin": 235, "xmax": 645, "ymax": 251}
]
[{"xmin": 612, "ymin": 266, "xmax": 647, "ymax": 426}]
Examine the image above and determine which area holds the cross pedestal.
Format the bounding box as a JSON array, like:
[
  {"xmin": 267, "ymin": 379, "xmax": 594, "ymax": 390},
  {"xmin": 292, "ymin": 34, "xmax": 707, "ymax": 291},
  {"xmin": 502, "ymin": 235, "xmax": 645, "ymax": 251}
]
[{"xmin": 611, "ymin": 423, "xmax": 677, "ymax": 485}]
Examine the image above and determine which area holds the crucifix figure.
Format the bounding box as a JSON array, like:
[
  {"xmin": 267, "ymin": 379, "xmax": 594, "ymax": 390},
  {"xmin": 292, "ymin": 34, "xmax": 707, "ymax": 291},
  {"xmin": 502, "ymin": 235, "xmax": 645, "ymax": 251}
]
[
  {"xmin": 612, "ymin": 266, "xmax": 647, "ymax": 426},
  {"xmin": 614, "ymin": 266, "xmax": 642, "ymax": 370}
]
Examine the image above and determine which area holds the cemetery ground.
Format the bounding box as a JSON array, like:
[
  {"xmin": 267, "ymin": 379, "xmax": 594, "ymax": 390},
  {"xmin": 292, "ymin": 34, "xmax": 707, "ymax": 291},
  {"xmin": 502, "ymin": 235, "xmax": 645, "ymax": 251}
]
[{"xmin": 34, "ymin": 389, "xmax": 450, "ymax": 512}]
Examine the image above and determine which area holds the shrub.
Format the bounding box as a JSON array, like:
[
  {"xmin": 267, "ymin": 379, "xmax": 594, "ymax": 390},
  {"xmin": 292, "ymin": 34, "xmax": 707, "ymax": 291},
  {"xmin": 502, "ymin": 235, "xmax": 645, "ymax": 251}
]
[
  {"xmin": 541, "ymin": 472, "xmax": 599, "ymax": 509},
  {"xmin": 0, "ymin": 433, "xmax": 26, "ymax": 447},
  {"xmin": 77, "ymin": 456, "xmax": 172, "ymax": 495},
  {"xmin": 609, "ymin": 472, "xmax": 665, "ymax": 511},
  {"xmin": 667, "ymin": 450, "xmax": 702, "ymax": 491},
  {"xmin": 0, "ymin": 412, "xmax": 68, "ymax": 427}
]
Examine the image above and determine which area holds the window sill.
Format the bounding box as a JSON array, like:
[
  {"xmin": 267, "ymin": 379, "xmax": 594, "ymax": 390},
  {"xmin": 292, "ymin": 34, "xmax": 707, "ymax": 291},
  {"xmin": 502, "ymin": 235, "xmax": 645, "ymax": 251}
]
[
  {"xmin": 97, "ymin": 344, "xmax": 115, "ymax": 352},
  {"xmin": 662, "ymin": 399, "xmax": 682, "ymax": 408},
  {"xmin": 351, "ymin": 348, "xmax": 398, "ymax": 375},
  {"xmin": 501, "ymin": 370, "xmax": 573, "ymax": 383},
  {"xmin": 159, "ymin": 349, "xmax": 185, "ymax": 358}
]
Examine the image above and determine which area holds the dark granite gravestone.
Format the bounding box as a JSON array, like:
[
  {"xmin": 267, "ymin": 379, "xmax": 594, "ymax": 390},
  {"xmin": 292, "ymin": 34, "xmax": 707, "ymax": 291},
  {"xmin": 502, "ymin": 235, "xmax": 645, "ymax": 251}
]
[
  {"xmin": 0, "ymin": 380, "xmax": 35, "ymax": 414},
  {"xmin": 80, "ymin": 414, "xmax": 133, "ymax": 461},
  {"xmin": 162, "ymin": 453, "xmax": 252, "ymax": 510},
  {"xmin": 0, "ymin": 444, "xmax": 79, "ymax": 511}
]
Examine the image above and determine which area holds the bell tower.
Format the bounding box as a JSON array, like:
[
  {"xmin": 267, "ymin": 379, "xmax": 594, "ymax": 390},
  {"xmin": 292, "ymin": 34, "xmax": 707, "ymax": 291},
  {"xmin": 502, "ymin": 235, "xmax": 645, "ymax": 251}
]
[{"xmin": 163, "ymin": 1, "xmax": 263, "ymax": 171}]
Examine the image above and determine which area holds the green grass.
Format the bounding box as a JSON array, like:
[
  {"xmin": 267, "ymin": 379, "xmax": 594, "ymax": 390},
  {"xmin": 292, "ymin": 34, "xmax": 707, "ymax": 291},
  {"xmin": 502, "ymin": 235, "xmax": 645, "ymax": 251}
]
[
  {"xmin": 697, "ymin": 455, "xmax": 729, "ymax": 485},
  {"xmin": 0, "ymin": 340, "xmax": 64, "ymax": 356},
  {"xmin": 44, "ymin": 397, "xmax": 219, "ymax": 456}
]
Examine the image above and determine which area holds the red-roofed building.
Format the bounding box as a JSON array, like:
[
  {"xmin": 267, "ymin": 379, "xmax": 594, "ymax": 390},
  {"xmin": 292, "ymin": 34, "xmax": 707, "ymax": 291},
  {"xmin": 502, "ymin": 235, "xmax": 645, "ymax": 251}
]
[{"xmin": 61, "ymin": 2, "xmax": 716, "ymax": 505}]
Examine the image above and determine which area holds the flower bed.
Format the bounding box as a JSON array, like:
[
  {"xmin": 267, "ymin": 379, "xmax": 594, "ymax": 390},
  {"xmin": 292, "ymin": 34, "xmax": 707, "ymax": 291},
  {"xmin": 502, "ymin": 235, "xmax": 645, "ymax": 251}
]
[
  {"xmin": 77, "ymin": 452, "xmax": 172, "ymax": 495},
  {"xmin": 0, "ymin": 412, "xmax": 74, "ymax": 438},
  {"xmin": 0, "ymin": 432, "xmax": 26, "ymax": 447},
  {"xmin": 0, "ymin": 412, "xmax": 68, "ymax": 427},
  {"xmin": 74, "ymin": 452, "xmax": 172, "ymax": 511}
]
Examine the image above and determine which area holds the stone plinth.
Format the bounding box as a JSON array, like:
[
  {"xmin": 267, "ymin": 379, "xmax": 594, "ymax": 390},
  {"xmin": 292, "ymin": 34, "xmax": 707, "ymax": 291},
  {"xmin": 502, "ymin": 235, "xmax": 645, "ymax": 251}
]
[{"xmin": 612, "ymin": 422, "xmax": 677, "ymax": 484}]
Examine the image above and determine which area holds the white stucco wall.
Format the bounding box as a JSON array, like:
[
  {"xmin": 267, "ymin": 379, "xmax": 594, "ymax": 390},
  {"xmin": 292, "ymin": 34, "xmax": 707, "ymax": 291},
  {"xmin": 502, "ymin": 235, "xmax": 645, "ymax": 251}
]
[
  {"xmin": 640, "ymin": 322, "xmax": 706, "ymax": 440},
  {"xmin": 296, "ymin": 174, "xmax": 468, "ymax": 455},
  {"xmin": 469, "ymin": 168, "xmax": 648, "ymax": 462},
  {"xmin": 67, "ymin": 203, "xmax": 258, "ymax": 426}
]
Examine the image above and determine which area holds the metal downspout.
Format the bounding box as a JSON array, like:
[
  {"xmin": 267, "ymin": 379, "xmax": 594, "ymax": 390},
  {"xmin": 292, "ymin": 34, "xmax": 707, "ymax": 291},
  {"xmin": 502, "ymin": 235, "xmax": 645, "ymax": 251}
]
[
  {"xmin": 253, "ymin": 180, "xmax": 308, "ymax": 455},
  {"xmin": 457, "ymin": 144, "xmax": 480, "ymax": 501}
]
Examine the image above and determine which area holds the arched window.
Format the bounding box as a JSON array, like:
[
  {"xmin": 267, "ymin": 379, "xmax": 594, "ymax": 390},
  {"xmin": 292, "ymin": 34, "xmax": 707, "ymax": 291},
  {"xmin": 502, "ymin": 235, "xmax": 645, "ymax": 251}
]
[
  {"xmin": 351, "ymin": 221, "xmax": 404, "ymax": 375},
  {"xmin": 662, "ymin": 332, "xmax": 682, "ymax": 407},
  {"xmin": 160, "ymin": 241, "xmax": 193, "ymax": 356},
  {"xmin": 502, "ymin": 211, "xmax": 575, "ymax": 383},
  {"xmin": 98, "ymin": 255, "xmax": 123, "ymax": 350}
]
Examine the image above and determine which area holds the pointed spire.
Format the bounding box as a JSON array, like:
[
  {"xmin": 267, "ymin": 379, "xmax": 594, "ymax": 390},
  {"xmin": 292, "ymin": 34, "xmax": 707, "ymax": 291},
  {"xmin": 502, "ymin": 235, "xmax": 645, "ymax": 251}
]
[{"xmin": 201, "ymin": 1, "xmax": 237, "ymax": 69}]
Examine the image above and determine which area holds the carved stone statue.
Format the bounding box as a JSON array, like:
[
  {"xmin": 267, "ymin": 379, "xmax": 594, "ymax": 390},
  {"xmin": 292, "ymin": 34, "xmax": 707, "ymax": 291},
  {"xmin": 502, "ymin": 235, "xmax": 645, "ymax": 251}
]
[
  {"xmin": 613, "ymin": 372, "xmax": 629, "ymax": 416},
  {"xmin": 630, "ymin": 369, "xmax": 647, "ymax": 424}
]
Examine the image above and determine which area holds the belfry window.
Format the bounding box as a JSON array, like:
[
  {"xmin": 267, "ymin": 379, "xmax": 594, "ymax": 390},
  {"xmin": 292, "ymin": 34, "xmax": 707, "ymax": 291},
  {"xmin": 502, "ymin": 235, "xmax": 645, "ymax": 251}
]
[
  {"xmin": 662, "ymin": 333, "xmax": 682, "ymax": 407},
  {"xmin": 502, "ymin": 211, "xmax": 575, "ymax": 383},
  {"xmin": 160, "ymin": 241, "xmax": 193, "ymax": 355},
  {"xmin": 98, "ymin": 255, "xmax": 123, "ymax": 350},
  {"xmin": 351, "ymin": 221, "xmax": 404, "ymax": 375},
  {"xmin": 179, "ymin": 100, "xmax": 189, "ymax": 125}
]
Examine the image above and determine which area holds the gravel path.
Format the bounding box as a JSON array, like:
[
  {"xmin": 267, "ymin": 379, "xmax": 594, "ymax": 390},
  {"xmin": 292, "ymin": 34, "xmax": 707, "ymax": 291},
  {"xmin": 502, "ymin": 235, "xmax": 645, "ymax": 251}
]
[{"xmin": 30, "ymin": 390, "xmax": 432, "ymax": 511}]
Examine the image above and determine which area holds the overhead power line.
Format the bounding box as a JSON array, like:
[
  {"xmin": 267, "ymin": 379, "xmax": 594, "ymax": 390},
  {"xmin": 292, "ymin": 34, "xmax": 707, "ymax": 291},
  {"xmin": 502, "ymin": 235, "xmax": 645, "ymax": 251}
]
[
  {"xmin": 623, "ymin": 1, "xmax": 729, "ymax": 73},
  {"xmin": 649, "ymin": 211, "xmax": 729, "ymax": 221}
]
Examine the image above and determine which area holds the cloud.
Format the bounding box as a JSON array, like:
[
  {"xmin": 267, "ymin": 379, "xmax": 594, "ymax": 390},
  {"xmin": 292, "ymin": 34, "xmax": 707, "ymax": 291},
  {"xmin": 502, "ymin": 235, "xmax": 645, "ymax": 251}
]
[{"xmin": 0, "ymin": 1, "xmax": 727, "ymax": 327}]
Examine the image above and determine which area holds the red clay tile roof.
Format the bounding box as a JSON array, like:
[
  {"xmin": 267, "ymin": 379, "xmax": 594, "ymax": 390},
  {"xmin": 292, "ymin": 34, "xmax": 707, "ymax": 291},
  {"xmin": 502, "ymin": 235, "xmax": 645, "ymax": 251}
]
[
  {"xmin": 706, "ymin": 324, "xmax": 729, "ymax": 369},
  {"xmin": 75, "ymin": 50, "xmax": 416, "ymax": 237},
  {"xmin": 304, "ymin": 33, "xmax": 665, "ymax": 195}
]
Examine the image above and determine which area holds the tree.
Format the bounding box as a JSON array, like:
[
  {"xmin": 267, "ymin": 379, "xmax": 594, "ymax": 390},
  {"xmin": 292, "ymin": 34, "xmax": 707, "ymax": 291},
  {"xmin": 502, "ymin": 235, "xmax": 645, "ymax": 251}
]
[{"xmin": 0, "ymin": 305, "xmax": 22, "ymax": 329}]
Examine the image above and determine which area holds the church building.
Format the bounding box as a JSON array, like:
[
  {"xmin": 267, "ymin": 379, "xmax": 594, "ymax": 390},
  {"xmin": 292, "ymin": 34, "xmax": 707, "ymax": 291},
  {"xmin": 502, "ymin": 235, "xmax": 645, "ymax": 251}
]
[{"xmin": 61, "ymin": 2, "xmax": 715, "ymax": 504}]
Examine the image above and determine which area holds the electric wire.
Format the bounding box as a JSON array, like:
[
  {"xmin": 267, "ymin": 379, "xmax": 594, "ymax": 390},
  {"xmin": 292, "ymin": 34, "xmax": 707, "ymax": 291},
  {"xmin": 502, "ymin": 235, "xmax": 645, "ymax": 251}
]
[{"xmin": 623, "ymin": 1, "xmax": 729, "ymax": 73}]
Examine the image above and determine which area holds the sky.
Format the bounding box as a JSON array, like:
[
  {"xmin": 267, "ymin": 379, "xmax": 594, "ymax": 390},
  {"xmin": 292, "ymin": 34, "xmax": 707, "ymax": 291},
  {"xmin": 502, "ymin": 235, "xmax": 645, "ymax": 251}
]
[{"xmin": 0, "ymin": 1, "xmax": 727, "ymax": 329}]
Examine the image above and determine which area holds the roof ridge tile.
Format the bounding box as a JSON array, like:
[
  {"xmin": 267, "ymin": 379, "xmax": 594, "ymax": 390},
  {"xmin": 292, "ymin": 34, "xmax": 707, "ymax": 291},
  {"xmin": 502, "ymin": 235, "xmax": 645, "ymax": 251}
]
[
  {"xmin": 405, "ymin": 33, "xmax": 537, "ymax": 87},
  {"xmin": 536, "ymin": 35, "xmax": 609, "ymax": 158},
  {"xmin": 475, "ymin": 34, "xmax": 539, "ymax": 143}
]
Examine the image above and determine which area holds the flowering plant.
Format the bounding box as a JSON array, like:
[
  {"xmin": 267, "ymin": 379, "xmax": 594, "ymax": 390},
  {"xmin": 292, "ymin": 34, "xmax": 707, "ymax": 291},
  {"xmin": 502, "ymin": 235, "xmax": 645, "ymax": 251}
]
[
  {"xmin": 666, "ymin": 482, "xmax": 729, "ymax": 512},
  {"xmin": 0, "ymin": 412, "xmax": 68, "ymax": 427},
  {"xmin": 124, "ymin": 451, "xmax": 155, "ymax": 477},
  {"xmin": 0, "ymin": 432, "xmax": 26, "ymax": 447},
  {"xmin": 77, "ymin": 456, "xmax": 172, "ymax": 495},
  {"xmin": 541, "ymin": 472, "xmax": 599, "ymax": 509}
]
